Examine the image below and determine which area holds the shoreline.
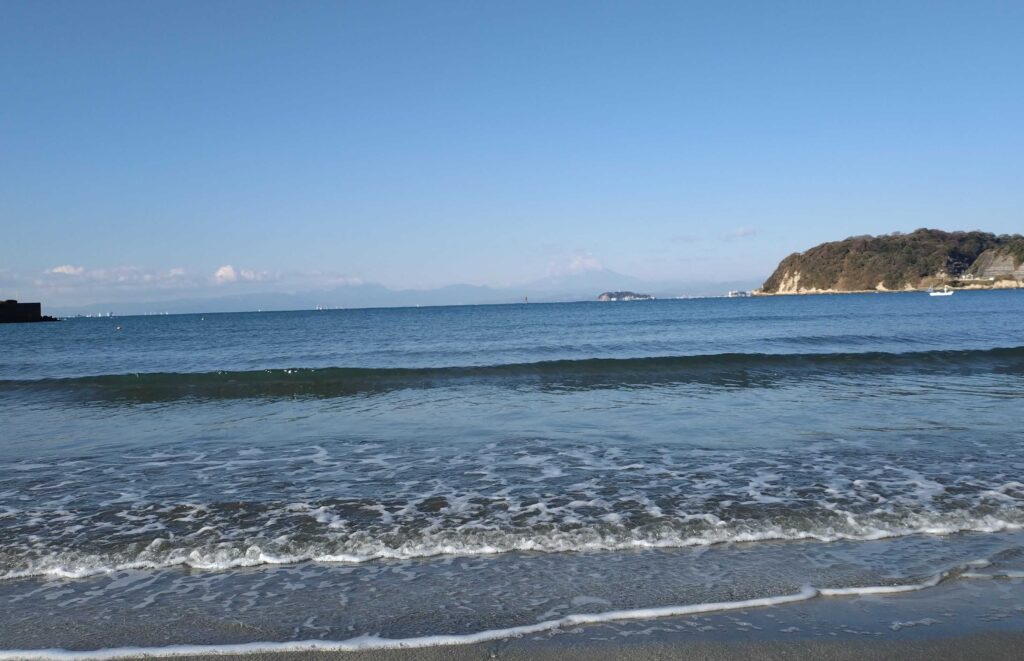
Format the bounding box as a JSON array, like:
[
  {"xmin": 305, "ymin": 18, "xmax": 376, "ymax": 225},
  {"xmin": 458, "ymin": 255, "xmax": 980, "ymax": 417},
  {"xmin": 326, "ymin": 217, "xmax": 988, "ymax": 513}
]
[
  {"xmin": 4, "ymin": 573, "xmax": 1023, "ymax": 660},
  {"xmin": 753, "ymin": 284, "xmax": 1024, "ymax": 296},
  {"xmin": 146, "ymin": 633, "xmax": 1024, "ymax": 661},
  {"xmin": 754, "ymin": 281, "xmax": 1024, "ymax": 296}
]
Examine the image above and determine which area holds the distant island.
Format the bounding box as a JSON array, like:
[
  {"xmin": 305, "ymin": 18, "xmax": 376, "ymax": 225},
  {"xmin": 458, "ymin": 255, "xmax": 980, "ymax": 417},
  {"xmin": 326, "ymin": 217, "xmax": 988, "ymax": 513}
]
[
  {"xmin": 598, "ymin": 291, "xmax": 655, "ymax": 301},
  {"xmin": 758, "ymin": 229, "xmax": 1024, "ymax": 295}
]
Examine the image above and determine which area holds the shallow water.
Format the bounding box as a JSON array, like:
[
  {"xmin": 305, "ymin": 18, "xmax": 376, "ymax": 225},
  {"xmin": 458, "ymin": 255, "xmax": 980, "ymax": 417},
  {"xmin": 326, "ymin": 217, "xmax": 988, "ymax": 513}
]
[{"xmin": 2, "ymin": 292, "xmax": 1024, "ymax": 654}]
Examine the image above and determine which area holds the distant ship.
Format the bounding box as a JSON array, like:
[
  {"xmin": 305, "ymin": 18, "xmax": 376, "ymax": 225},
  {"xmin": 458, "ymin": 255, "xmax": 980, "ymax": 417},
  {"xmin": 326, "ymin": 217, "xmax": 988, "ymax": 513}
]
[{"xmin": 726, "ymin": 290, "xmax": 751, "ymax": 298}]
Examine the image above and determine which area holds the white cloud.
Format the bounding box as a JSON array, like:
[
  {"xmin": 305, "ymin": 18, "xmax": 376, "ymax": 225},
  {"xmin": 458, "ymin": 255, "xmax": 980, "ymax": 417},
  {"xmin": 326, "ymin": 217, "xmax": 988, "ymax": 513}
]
[
  {"xmin": 48, "ymin": 264, "xmax": 86, "ymax": 276},
  {"xmin": 3, "ymin": 263, "xmax": 366, "ymax": 307},
  {"xmin": 565, "ymin": 254, "xmax": 604, "ymax": 274},
  {"xmin": 44, "ymin": 265, "xmax": 203, "ymax": 288},
  {"xmin": 213, "ymin": 265, "xmax": 238, "ymax": 284},
  {"xmin": 213, "ymin": 265, "xmax": 276, "ymax": 284},
  {"xmin": 544, "ymin": 253, "xmax": 607, "ymax": 278},
  {"xmin": 239, "ymin": 268, "xmax": 272, "ymax": 282}
]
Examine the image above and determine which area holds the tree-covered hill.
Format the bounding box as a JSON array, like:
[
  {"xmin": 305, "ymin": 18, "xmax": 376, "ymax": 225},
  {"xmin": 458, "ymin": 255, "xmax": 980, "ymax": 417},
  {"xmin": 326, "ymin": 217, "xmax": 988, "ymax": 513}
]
[{"xmin": 761, "ymin": 229, "xmax": 1024, "ymax": 293}]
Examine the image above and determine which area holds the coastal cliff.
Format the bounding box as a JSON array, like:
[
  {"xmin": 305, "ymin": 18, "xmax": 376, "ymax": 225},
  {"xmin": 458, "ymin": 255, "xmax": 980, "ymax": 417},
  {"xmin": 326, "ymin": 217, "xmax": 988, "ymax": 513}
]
[
  {"xmin": 759, "ymin": 229, "xmax": 1024, "ymax": 294},
  {"xmin": 967, "ymin": 244, "xmax": 1024, "ymax": 281}
]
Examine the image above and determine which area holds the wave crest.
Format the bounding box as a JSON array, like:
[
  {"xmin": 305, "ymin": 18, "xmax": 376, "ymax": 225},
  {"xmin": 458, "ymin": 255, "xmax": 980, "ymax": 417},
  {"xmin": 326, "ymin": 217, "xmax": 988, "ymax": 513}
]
[{"xmin": 3, "ymin": 346, "xmax": 1023, "ymax": 401}]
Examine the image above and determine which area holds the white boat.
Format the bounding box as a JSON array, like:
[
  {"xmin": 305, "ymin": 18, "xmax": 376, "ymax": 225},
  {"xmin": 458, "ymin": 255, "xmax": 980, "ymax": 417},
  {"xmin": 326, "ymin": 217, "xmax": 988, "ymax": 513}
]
[{"xmin": 928, "ymin": 286, "xmax": 954, "ymax": 297}]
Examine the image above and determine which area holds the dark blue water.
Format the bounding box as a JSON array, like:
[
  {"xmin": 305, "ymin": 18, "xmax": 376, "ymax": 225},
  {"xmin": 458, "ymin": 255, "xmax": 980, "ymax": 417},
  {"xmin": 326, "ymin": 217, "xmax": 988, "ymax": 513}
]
[
  {"xmin": 2, "ymin": 292, "xmax": 1024, "ymax": 655},
  {"xmin": 2, "ymin": 293, "xmax": 1021, "ymax": 380}
]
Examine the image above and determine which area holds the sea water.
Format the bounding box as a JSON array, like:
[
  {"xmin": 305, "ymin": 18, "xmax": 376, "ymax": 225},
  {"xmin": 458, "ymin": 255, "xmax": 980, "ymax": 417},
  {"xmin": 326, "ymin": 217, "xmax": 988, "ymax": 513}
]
[{"xmin": 2, "ymin": 291, "xmax": 1024, "ymax": 655}]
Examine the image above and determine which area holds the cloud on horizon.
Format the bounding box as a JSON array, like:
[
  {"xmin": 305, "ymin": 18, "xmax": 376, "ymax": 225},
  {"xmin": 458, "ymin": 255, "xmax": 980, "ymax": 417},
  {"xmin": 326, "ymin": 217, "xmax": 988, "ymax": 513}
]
[
  {"xmin": 48, "ymin": 264, "xmax": 87, "ymax": 276},
  {"xmin": 213, "ymin": 265, "xmax": 238, "ymax": 284},
  {"xmin": 0, "ymin": 264, "xmax": 366, "ymax": 307},
  {"xmin": 212, "ymin": 265, "xmax": 273, "ymax": 285},
  {"xmin": 41, "ymin": 264, "xmax": 196, "ymax": 289},
  {"xmin": 546, "ymin": 254, "xmax": 605, "ymax": 277}
]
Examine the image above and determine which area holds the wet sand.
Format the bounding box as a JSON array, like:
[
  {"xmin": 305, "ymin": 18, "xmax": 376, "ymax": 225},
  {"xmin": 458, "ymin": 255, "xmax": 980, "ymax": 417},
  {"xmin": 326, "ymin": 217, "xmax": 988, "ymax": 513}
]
[
  {"xmin": 163, "ymin": 633, "xmax": 1024, "ymax": 660},
  {"xmin": 69, "ymin": 576, "xmax": 1023, "ymax": 661}
]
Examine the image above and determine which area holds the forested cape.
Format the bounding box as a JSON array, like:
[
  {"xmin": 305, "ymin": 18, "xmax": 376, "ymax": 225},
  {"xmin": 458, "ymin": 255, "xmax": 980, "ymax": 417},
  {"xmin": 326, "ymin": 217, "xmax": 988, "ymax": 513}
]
[{"xmin": 761, "ymin": 229, "xmax": 1024, "ymax": 293}]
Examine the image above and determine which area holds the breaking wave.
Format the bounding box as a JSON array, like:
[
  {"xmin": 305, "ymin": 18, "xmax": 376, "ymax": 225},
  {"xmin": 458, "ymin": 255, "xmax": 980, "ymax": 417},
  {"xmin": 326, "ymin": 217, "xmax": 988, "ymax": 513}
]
[
  {"xmin": 2, "ymin": 346, "xmax": 1023, "ymax": 401},
  {"xmin": 3, "ymin": 507, "xmax": 1022, "ymax": 581}
]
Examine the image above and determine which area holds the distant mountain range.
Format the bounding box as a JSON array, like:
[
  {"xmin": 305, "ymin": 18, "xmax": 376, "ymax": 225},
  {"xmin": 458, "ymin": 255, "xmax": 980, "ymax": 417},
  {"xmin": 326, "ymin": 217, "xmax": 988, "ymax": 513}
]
[
  {"xmin": 50, "ymin": 269, "xmax": 762, "ymax": 316},
  {"xmin": 759, "ymin": 229, "xmax": 1024, "ymax": 294}
]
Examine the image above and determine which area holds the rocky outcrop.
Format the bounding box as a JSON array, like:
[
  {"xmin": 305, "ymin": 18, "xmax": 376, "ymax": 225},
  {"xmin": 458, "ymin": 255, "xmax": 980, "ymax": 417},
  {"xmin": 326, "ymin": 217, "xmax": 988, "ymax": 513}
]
[
  {"xmin": 968, "ymin": 245, "xmax": 1024, "ymax": 280},
  {"xmin": 760, "ymin": 229, "xmax": 1024, "ymax": 294},
  {"xmin": 0, "ymin": 300, "xmax": 58, "ymax": 323}
]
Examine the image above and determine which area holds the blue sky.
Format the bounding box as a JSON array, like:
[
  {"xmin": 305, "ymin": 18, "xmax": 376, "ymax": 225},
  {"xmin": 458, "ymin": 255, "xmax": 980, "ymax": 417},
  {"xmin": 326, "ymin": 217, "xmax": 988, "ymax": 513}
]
[{"xmin": 2, "ymin": 1, "xmax": 1022, "ymax": 304}]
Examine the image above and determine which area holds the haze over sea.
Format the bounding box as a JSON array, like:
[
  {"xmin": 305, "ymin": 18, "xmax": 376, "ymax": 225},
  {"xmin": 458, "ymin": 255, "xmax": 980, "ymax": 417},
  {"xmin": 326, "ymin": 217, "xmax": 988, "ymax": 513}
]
[{"xmin": 1, "ymin": 291, "xmax": 1024, "ymax": 656}]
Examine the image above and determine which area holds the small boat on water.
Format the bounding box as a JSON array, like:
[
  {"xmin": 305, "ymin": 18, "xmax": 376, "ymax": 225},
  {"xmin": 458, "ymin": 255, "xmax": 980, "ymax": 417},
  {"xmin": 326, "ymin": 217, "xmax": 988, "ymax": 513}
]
[{"xmin": 928, "ymin": 286, "xmax": 954, "ymax": 297}]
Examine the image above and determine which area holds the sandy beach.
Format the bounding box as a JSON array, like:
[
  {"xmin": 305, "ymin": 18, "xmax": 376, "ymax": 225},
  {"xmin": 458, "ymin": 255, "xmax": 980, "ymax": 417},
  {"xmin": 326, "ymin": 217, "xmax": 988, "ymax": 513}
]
[
  {"xmin": 155, "ymin": 635, "xmax": 1024, "ymax": 661},
  {"xmin": 5, "ymin": 573, "xmax": 1016, "ymax": 660}
]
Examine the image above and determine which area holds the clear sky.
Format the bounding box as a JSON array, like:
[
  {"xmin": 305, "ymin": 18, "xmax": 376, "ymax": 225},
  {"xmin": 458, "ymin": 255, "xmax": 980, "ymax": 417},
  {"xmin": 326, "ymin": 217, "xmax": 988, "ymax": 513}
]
[{"xmin": 2, "ymin": 1, "xmax": 1022, "ymax": 304}]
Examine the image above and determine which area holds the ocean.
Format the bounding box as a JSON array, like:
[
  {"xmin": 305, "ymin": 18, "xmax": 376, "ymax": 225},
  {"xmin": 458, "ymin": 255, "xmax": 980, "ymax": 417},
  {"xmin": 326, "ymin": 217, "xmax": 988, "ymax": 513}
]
[{"xmin": 2, "ymin": 291, "xmax": 1024, "ymax": 657}]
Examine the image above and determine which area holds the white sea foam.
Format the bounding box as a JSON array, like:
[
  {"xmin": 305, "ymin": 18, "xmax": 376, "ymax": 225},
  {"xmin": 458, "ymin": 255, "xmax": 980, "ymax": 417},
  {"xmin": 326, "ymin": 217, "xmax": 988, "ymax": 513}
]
[
  {"xmin": 3, "ymin": 513, "xmax": 1022, "ymax": 581},
  {"xmin": 5, "ymin": 438, "xmax": 1024, "ymax": 583},
  {"xmin": 0, "ymin": 561, "xmax": 1013, "ymax": 660},
  {"xmin": 0, "ymin": 588, "xmax": 821, "ymax": 659},
  {"xmin": 818, "ymin": 572, "xmax": 946, "ymax": 595}
]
